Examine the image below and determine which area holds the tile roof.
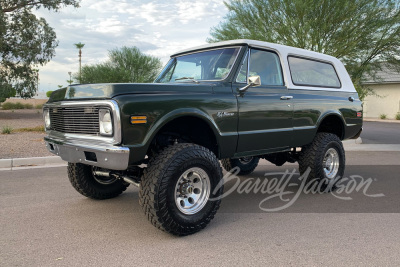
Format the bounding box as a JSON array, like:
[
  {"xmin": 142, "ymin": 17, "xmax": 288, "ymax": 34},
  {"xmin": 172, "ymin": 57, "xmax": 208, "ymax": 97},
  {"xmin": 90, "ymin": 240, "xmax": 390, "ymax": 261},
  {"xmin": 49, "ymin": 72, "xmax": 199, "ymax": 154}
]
[{"xmin": 363, "ymin": 66, "xmax": 400, "ymax": 84}]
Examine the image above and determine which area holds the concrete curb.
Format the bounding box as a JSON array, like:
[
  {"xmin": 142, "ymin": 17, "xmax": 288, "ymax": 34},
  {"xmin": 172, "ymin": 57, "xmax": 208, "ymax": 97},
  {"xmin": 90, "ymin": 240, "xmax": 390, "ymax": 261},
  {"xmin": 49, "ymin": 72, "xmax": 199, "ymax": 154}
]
[
  {"xmin": 2, "ymin": 139, "xmax": 400, "ymax": 171},
  {"xmin": 0, "ymin": 156, "xmax": 66, "ymax": 171},
  {"xmin": 364, "ymin": 118, "xmax": 400, "ymax": 123}
]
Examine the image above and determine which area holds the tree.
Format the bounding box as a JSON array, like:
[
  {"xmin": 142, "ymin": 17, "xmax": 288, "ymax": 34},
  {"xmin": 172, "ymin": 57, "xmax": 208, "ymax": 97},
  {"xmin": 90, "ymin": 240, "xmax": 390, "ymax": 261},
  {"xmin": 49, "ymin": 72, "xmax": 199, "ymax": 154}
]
[
  {"xmin": 0, "ymin": 0, "xmax": 80, "ymax": 102},
  {"xmin": 74, "ymin": 46, "xmax": 162, "ymax": 84},
  {"xmin": 208, "ymin": 0, "xmax": 400, "ymax": 100},
  {"xmin": 74, "ymin": 42, "xmax": 85, "ymax": 83}
]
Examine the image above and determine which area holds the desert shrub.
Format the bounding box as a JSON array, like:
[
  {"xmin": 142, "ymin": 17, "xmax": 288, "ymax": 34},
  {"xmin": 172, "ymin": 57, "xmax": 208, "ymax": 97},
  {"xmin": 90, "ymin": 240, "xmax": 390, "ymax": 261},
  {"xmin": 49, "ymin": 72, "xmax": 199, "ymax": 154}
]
[
  {"xmin": 2, "ymin": 125, "xmax": 13, "ymax": 134},
  {"xmin": 1, "ymin": 102, "xmax": 15, "ymax": 110},
  {"xmin": 35, "ymin": 104, "xmax": 44, "ymax": 109},
  {"xmin": 14, "ymin": 102, "xmax": 25, "ymax": 109},
  {"xmin": 1, "ymin": 102, "xmax": 37, "ymax": 110},
  {"xmin": 380, "ymin": 114, "xmax": 387, "ymax": 119},
  {"xmin": 395, "ymin": 113, "xmax": 400, "ymax": 120}
]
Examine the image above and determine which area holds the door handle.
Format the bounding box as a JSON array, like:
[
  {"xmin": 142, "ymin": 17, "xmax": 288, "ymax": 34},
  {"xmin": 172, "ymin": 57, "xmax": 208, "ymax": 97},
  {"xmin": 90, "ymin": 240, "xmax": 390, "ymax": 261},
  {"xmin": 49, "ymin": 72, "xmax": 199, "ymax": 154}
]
[
  {"xmin": 348, "ymin": 97, "xmax": 355, "ymax": 102},
  {"xmin": 280, "ymin": 96, "xmax": 293, "ymax": 100}
]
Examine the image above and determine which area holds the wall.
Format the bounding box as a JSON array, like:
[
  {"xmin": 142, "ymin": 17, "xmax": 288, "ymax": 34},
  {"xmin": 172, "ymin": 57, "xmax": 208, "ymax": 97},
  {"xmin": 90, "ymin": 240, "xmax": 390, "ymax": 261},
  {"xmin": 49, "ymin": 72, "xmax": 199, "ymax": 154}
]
[{"xmin": 363, "ymin": 83, "xmax": 400, "ymax": 119}]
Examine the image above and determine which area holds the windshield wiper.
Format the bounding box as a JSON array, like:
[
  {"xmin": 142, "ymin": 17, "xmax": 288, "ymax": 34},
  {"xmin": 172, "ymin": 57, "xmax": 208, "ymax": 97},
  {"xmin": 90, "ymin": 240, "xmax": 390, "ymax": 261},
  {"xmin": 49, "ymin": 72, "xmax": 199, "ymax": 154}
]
[{"xmin": 174, "ymin": 77, "xmax": 199, "ymax": 83}]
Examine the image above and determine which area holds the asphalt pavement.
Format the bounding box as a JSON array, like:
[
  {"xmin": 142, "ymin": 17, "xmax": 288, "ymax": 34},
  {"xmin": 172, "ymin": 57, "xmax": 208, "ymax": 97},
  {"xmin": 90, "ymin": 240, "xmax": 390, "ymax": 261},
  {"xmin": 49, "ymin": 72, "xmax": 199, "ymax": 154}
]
[
  {"xmin": 1, "ymin": 151, "xmax": 400, "ymax": 266},
  {"xmin": 361, "ymin": 121, "xmax": 400, "ymax": 144},
  {"xmin": 1, "ymin": 120, "xmax": 400, "ymax": 266}
]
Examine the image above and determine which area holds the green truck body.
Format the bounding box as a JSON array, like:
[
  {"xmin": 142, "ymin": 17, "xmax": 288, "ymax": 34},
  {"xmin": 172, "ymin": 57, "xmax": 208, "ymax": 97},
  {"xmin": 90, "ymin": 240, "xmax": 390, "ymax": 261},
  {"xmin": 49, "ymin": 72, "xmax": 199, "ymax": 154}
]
[{"xmin": 43, "ymin": 40, "xmax": 363, "ymax": 235}]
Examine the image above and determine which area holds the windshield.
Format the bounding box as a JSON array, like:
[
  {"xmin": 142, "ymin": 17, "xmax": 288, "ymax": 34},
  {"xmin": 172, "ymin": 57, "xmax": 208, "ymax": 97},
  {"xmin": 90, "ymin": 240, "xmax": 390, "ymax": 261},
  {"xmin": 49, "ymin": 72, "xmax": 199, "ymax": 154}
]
[{"xmin": 155, "ymin": 47, "xmax": 241, "ymax": 83}]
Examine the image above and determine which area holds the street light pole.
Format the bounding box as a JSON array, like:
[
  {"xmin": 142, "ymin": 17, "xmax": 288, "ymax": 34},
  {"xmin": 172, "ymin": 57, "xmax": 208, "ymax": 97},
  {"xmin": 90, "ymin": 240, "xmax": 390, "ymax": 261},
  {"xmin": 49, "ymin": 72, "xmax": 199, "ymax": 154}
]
[{"xmin": 68, "ymin": 72, "xmax": 72, "ymax": 84}]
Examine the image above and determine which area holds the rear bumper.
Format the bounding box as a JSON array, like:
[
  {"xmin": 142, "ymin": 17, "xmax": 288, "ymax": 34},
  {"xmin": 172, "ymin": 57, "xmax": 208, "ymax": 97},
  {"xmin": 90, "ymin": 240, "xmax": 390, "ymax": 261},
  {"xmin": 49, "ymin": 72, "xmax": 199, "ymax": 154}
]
[{"xmin": 44, "ymin": 136, "xmax": 130, "ymax": 170}]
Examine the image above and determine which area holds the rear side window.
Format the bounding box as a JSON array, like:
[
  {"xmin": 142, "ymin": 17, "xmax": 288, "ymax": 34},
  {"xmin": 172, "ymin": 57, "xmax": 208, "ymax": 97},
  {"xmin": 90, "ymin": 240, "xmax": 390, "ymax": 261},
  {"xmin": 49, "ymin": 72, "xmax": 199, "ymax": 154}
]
[{"xmin": 288, "ymin": 56, "xmax": 341, "ymax": 88}]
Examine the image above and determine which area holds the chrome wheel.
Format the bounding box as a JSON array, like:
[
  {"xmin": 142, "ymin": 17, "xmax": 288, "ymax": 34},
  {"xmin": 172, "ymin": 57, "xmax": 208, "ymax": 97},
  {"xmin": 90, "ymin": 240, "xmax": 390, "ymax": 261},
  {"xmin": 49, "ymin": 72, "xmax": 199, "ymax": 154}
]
[
  {"xmin": 238, "ymin": 157, "xmax": 253, "ymax": 165},
  {"xmin": 92, "ymin": 167, "xmax": 117, "ymax": 185},
  {"xmin": 323, "ymin": 148, "xmax": 340, "ymax": 179},
  {"xmin": 174, "ymin": 167, "xmax": 211, "ymax": 215}
]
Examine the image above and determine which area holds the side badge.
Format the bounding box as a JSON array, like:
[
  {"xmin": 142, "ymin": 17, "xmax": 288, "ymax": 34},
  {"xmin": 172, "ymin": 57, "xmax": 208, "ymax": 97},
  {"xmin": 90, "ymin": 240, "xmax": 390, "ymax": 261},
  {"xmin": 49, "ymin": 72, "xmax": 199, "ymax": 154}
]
[{"xmin": 217, "ymin": 112, "xmax": 234, "ymax": 118}]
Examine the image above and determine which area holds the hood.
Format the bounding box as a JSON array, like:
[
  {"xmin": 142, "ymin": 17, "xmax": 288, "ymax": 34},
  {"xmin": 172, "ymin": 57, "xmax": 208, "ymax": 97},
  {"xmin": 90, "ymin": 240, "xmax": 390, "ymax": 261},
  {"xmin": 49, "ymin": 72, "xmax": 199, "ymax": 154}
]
[{"xmin": 47, "ymin": 83, "xmax": 215, "ymax": 102}]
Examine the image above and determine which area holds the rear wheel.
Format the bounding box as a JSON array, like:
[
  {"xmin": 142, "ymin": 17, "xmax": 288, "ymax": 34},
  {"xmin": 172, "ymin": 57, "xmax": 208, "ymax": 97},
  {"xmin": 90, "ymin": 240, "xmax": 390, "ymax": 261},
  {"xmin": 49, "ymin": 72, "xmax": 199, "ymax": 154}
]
[
  {"xmin": 67, "ymin": 163, "xmax": 128, "ymax": 199},
  {"xmin": 298, "ymin": 133, "xmax": 345, "ymax": 192},
  {"xmin": 221, "ymin": 156, "xmax": 259, "ymax": 175},
  {"xmin": 139, "ymin": 143, "xmax": 223, "ymax": 236}
]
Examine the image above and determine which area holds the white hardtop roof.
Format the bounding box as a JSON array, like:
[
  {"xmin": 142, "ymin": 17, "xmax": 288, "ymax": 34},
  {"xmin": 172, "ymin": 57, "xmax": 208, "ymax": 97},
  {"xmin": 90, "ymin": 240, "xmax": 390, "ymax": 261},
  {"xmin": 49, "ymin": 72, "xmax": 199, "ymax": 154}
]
[
  {"xmin": 172, "ymin": 39, "xmax": 356, "ymax": 93},
  {"xmin": 172, "ymin": 39, "xmax": 337, "ymax": 61}
]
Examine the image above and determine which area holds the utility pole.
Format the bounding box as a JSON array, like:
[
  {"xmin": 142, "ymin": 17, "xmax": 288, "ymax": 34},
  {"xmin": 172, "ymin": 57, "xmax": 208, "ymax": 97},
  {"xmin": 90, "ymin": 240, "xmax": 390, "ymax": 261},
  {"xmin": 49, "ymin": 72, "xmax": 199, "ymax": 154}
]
[{"xmin": 68, "ymin": 72, "xmax": 72, "ymax": 84}]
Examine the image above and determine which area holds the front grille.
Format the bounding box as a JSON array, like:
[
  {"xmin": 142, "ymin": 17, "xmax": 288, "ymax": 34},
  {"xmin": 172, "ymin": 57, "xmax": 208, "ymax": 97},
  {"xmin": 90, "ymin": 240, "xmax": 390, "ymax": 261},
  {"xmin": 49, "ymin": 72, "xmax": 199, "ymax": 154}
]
[{"xmin": 49, "ymin": 106, "xmax": 100, "ymax": 135}]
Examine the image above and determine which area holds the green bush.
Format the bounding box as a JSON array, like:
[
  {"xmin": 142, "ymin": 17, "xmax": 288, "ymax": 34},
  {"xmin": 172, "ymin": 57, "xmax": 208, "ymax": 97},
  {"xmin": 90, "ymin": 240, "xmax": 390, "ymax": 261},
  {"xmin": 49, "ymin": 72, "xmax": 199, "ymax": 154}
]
[
  {"xmin": 2, "ymin": 125, "xmax": 13, "ymax": 134},
  {"xmin": 1, "ymin": 102, "xmax": 36, "ymax": 110},
  {"xmin": 380, "ymin": 114, "xmax": 387, "ymax": 119},
  {"xmin": 14, "ymin": 102, "xmax": 24, "ymax": 109},
  {"xmin": 396, "ymin": 113, "xmax": 400, "ymax": 120},
  {"xmin": 35, "ymin": 104, "xmax": 44, "ymax": 109},
  {"xmin": 1, "ymin": 102, "xmax": 15, "ymax": 110}
]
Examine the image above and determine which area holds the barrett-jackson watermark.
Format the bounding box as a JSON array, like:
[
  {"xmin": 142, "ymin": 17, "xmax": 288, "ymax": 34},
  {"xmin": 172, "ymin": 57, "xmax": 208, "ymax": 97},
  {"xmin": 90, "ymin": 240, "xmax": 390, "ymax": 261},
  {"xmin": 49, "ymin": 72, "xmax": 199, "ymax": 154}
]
[{"xmin": 210, "ymin": 167, "xmax": 384, "ymax": 212}]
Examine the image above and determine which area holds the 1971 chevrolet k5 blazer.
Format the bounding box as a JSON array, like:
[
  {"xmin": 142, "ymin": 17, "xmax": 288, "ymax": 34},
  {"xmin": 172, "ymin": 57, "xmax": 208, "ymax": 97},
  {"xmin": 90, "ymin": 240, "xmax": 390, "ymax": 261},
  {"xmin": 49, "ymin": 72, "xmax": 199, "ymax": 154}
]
[{"xmin": 43, "ymin": 39, "xmax": 363, "ymax": 235}]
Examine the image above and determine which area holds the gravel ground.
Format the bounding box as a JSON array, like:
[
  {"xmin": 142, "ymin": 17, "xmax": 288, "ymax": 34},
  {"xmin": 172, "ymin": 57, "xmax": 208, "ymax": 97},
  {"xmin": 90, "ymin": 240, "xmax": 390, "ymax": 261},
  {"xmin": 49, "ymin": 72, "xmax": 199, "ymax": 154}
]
[{"xmin": 0, "ymin": 109, "xmax": 52, "ymax": 159}]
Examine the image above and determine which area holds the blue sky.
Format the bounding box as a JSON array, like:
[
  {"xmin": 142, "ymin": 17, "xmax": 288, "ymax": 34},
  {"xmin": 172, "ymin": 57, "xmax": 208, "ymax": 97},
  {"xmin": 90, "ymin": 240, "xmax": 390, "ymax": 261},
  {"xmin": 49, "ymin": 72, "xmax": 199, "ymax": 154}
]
[{"xmin": 34, "ymin": 0, "xmax": 228, "ymax": 92}]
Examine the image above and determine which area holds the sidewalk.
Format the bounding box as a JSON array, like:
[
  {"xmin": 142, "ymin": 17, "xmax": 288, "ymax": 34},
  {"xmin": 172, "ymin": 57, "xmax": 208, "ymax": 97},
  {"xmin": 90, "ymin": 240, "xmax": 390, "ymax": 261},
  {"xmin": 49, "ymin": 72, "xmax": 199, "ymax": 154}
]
[{"xmin": 0, "ymin": 156, "xmax": 66, "ymax": 171}]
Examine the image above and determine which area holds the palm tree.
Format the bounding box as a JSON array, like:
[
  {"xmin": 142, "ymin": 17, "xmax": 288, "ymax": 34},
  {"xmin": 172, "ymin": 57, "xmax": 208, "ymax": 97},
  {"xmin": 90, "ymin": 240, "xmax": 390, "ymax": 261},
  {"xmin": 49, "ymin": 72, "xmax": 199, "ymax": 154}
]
[{"xmin": 74, "ymin": 42, "xmax": 85, "ymax": 83}]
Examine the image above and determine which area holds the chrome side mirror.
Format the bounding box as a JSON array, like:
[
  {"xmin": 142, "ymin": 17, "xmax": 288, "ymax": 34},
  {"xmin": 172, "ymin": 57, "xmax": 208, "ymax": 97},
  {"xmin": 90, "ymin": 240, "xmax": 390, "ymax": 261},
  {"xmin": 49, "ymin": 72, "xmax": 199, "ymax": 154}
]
[{"xmin": 238, "ymin": 75, "xmax": 261, "ymax": 92}]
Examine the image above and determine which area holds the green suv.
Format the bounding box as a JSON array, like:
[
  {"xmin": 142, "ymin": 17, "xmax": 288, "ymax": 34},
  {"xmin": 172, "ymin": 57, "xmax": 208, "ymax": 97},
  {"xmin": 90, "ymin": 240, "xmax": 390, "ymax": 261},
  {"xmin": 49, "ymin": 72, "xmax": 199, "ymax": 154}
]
[{"xmin": 43, "ymin": 39, "xmax": 363, "ymax": 235}]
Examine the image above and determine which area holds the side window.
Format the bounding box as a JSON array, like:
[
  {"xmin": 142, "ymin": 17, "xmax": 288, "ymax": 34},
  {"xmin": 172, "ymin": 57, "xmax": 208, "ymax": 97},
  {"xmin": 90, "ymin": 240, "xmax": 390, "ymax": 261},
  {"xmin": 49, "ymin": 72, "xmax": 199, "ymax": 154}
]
[
  {"xmin": 249, "ymin": 49, "xmax": 284, "ymax": 86},
  {"xmin": 288, "ymin": 56, "xmax": 341, "ymax": 88}
]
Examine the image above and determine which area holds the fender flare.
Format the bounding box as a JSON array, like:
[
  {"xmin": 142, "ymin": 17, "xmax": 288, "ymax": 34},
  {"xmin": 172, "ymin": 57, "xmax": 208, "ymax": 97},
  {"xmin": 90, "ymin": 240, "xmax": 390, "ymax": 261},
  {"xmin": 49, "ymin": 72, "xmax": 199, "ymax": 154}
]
[
  {"xmin": 141, "ymin": 108, "xmax": 222, "ymax": 151},
  {"xmin": 316, "ymin": 110, "xmax": 346, "ymax": 139}
]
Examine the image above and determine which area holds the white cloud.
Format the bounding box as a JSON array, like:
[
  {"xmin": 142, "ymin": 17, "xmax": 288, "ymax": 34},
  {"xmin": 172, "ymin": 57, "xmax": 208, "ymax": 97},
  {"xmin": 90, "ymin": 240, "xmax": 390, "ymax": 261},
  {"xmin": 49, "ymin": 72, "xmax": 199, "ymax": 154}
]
[{"xmin": 33, "ymin": 0, "xmax": 228, "ymax": 92}]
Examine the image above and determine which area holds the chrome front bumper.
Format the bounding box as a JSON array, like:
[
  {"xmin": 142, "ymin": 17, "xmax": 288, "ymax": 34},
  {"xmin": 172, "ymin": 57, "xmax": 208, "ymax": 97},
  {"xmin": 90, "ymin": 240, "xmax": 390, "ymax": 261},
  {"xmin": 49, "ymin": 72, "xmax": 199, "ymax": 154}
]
[{"xmin": 44, "ymin": 136, "xmax": 130, "ymax": 170}]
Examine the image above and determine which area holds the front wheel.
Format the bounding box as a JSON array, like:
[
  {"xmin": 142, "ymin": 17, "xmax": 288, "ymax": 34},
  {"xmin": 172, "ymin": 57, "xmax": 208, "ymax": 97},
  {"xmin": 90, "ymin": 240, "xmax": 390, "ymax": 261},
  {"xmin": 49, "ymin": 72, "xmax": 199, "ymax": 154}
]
[
  {"xmin": 139, "ymin": 143, "xmax": 223, "ymax": 236},
  {"xmin": 298, "ymin": 133, "xmax": 345, "ymax": 192},
  {"xmin": 221, "ymin": 157, "xmax": 260, "ymax": 175},
  {"xmin": 67, "ymin": 163, "xmax": 129, "ymax": 199}
]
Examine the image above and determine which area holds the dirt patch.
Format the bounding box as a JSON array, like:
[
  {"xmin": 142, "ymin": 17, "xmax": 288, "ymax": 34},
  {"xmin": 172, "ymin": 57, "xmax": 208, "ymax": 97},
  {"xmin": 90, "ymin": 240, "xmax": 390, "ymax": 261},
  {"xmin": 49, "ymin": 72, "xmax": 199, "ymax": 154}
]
[
  {"xmin": 0, "ymin": 109, "xmax": 51, "ymax": 159},
  {"xmin": 0, "ymin": 109, "xmax": 45, "ymax": 129},
  {"xmin": 0, "ymin": 132, "xmax": 52, "ymax": 159}
]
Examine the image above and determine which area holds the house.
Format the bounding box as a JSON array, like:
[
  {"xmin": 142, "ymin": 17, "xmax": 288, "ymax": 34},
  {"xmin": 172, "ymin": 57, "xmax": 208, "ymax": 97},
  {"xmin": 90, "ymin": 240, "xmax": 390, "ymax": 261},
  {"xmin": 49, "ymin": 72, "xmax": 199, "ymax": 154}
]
[{"xmin": 362, "ymin": 67, "xmax": 400, "ymax": 119}]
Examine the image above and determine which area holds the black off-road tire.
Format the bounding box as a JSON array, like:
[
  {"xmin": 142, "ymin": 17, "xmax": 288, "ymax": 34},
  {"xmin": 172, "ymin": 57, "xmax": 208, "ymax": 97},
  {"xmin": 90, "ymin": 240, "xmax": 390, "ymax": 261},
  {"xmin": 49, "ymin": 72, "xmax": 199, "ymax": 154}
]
[
  {"xmin": 221, "ymin": 157, "xmax": 260, "ymax": 175},
  {"xmin": 139, "ymin": 143, "xmax": 223, "ymax": 236},
  {"xmin": 67, "ymin": 163, "xmax": 128, "ymax": 199},
  {"xmin": 298, "ymin": 132, "xmax": 345, "ymax": 192}
]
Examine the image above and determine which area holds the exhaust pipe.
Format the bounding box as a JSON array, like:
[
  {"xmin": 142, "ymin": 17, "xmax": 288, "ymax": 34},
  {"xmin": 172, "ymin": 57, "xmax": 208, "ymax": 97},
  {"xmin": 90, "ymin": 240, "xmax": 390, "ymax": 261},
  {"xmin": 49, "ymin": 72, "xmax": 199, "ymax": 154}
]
[
  {"xmin": 93, "ymin": 170, "xmax": 140, "ymax": 187},
  {"xmin": 121, "ymin": 176, "xmax": 140, "ymax": 187}
]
